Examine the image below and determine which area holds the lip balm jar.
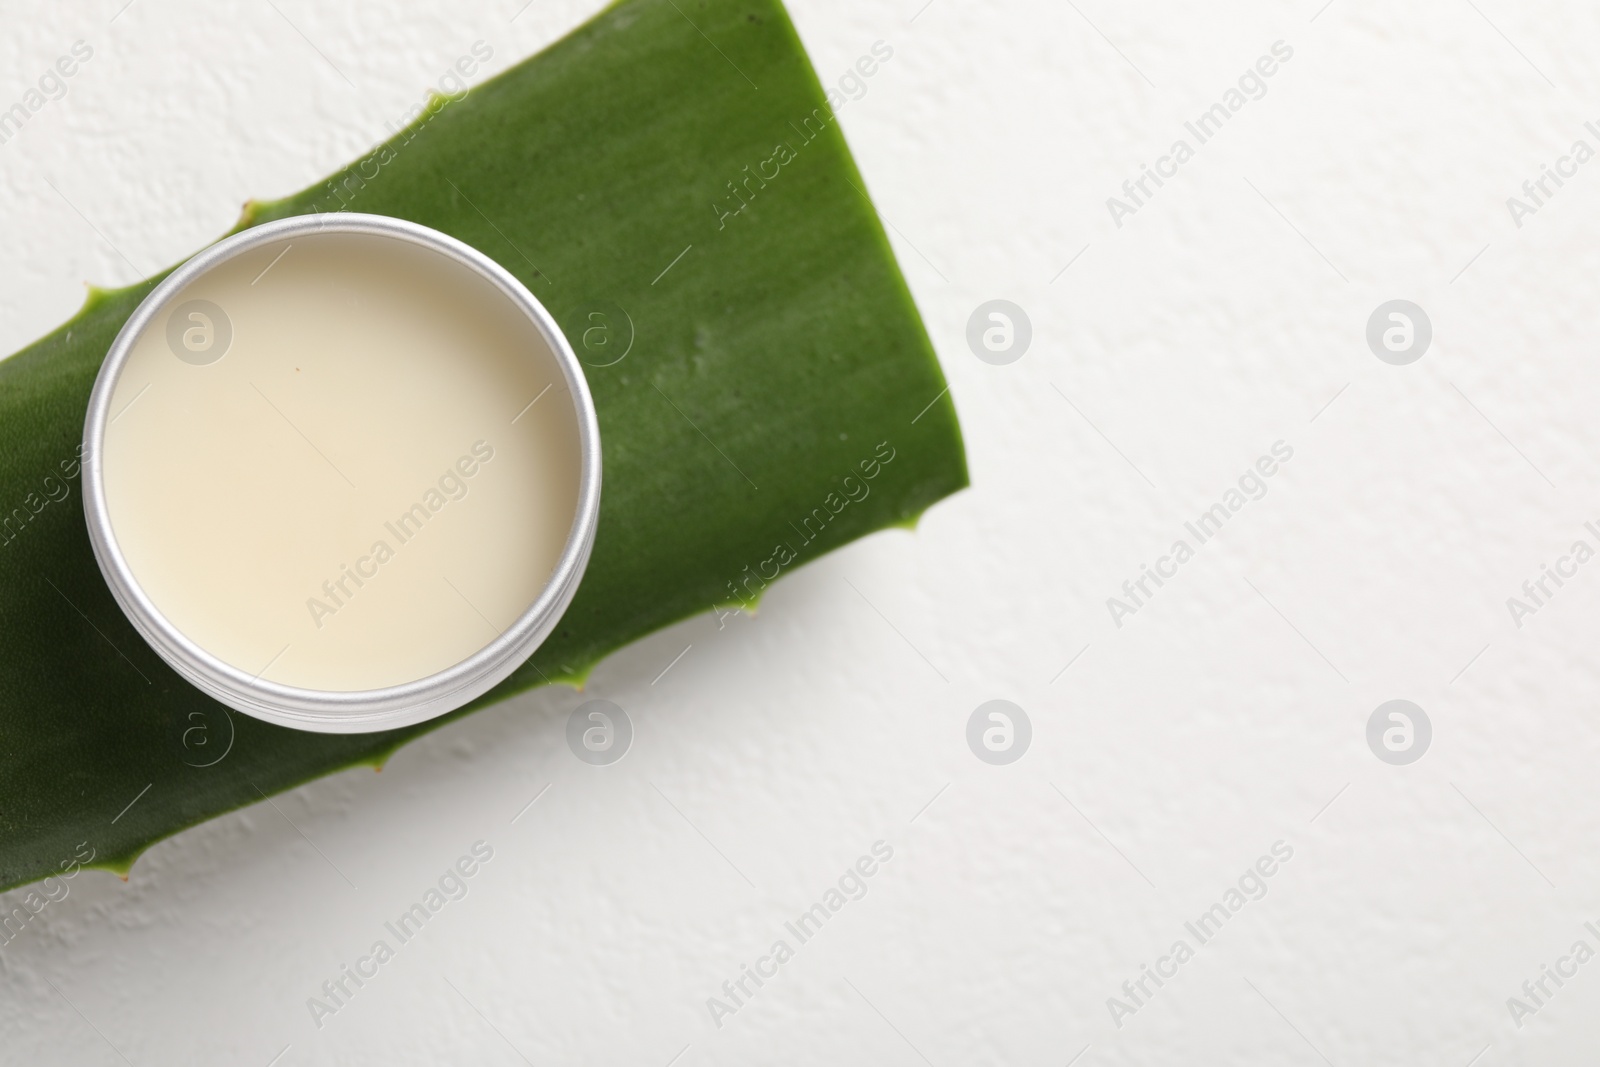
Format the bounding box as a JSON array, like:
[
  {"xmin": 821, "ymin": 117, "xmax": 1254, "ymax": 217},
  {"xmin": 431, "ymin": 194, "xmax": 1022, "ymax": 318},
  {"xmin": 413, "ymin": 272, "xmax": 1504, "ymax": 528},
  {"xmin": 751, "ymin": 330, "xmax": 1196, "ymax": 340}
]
[{"xmin": 82, "ymin": 214, "xmax": 601, "ymax": 733}]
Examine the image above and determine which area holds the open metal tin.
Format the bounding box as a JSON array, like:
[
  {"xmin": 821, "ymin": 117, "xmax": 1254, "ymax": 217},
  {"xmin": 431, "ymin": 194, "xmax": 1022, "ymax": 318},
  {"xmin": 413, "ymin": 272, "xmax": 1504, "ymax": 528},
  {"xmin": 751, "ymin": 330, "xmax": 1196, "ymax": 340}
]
[{"xmin": 82, "ymin": 213, "xmax": 601, "ymax": 734}]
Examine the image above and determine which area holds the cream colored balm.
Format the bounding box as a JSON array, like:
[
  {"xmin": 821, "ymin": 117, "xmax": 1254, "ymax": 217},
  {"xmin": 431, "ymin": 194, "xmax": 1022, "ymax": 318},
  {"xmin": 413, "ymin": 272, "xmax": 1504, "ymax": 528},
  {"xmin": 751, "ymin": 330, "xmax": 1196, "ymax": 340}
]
[{"xmin": 86, "ymin": 216, "xmax": 599, "ymax": 732}]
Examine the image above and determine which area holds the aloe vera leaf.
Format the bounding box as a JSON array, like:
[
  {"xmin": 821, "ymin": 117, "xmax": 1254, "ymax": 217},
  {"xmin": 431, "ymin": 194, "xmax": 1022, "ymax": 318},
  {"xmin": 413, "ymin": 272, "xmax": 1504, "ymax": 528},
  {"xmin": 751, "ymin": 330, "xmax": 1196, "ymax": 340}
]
[{"xmin": 0, "ymin": 0, "xmax": 965, "ymax": 893}]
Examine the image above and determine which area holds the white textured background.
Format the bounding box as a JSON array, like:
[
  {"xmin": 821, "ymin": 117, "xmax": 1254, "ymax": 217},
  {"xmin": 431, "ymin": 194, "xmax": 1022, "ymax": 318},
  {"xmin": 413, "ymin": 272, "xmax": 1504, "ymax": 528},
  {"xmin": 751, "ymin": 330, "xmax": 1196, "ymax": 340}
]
[{"xmin": 1, "ymin": 0, "xmax": 1596, "ymax": 1063}]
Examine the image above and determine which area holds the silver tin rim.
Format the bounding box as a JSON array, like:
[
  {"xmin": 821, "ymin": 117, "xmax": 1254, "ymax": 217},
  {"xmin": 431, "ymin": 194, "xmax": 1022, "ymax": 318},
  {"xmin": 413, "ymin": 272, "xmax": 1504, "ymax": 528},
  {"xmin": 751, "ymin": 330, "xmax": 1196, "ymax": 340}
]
[{"xmin": 82, "ymin": 213, "xmax": 601, "ymax": 734}]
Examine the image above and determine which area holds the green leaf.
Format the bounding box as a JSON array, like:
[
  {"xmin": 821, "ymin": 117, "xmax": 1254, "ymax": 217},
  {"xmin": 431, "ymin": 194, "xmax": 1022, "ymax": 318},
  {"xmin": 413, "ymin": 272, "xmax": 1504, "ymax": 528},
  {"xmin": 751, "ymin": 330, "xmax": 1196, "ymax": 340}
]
[{"xmin": 0, "ymin": 0, "xmax": 964, "ymax": 892}]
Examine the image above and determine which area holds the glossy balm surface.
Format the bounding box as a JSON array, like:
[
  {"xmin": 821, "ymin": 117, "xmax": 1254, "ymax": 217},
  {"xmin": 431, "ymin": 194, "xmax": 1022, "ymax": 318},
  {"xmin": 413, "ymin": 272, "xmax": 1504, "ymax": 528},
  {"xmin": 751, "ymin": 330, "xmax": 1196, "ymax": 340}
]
[{"xmin": 102, "ymin": 232, "xmax": 580, "ymax": 692}]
